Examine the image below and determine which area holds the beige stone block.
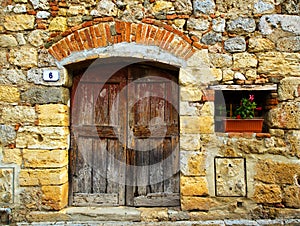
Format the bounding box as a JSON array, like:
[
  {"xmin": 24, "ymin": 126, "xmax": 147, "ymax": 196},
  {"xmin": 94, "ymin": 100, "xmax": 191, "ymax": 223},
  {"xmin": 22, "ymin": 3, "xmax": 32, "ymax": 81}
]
[
  {"xmin": 140, "ymin": 208, "xmax": 168, "ymax": 222},
  {"xmin": 0, "ymin": 168, "xmax": 14, "ymax": 204},
  {"xmin": 49, "ymin": 17, "xmax": 67, "ymax": 31},
  {"xmin": 222, "ymin": 69, "xmax": 234, "ymax": 82},
  {"xmin": 255, "ymin": 159, "xmax": 300, "ymax": 185},
  {"xmin": 233, "ymin": 52, "xmax": 258, "ymax": 68},
  {"xmin": 42, "ymin": 183, "xmax": 68, "ymax": 210},
  {"xmin": 181, "ymin": 196, "xmax": 216, "ymax": 211},
  {"xmin": 16, "ymin": 126, "xmax": 69, "ymax": 149},
  {"xmin": 266, "ymin": 102, "xmax": 300, "ymax": 129},
  {"xmin": 9, "ymin": 47, "xmax": 38, "ymax": 68},
  {"xmin": 245, "ymin": 69, "xmax": 258, "ymax": 81},
  {"xmin": 180, "ymin": 151, "xmax": 206, "ymax": 176},
  {"xmin": 248, "ymin": 38, "xmax": 275, "ymax": 52},
  {"xmin": 0, "ymin": 106, "xmax": 36, "ymax": 124},
  {"xmin": 180, "ymin": 87, "xmax": 203, "ymax": 102},
  {"xmin": 19, "ymin": 167, "xmax": 68, "ymax": 186},
  {"xmin": 23, "ymin": 149, "xmax": 68, "ymax": 168},
  {"xmin": 187, "ymin": 49, "xmax": 210, "ymax": 68},
  {"xmin": 180, "ymin": 134, "xmax": 201, "ymax": 151},
  {"xmin": 36, "ymin": 104, "xmax": 69, "ymax": 126},
  {"xmin": 180, "ymin": 116, "xmax": 214, "ymax": 134},
  {"xmin": 0, "ymin": 50, "xmax": 8, "ymax": 67},
  {"xmin": 253, "ymin": 183, "xmax": 282, "ymax": 204},
  {"xmin": 2, "ymin": 148, "xmax": 22, "ymax": 165},
  {"xmin": 283, "ymin": 186, "xmax": 300, "ymax": 208},
  {"xmin": 180, "ymin": 101, "xmax": 201, "ymax": 116},
  {"xmin": 200, "ymin": 102, "xmax": 214, "ymax": 116},
  {"xmin": 278, "ymin": 77, "xmax": 300, "ymax": 101},
  {"xmin": 26, "ymin": 211, "xmax": 71, "ymax": 222},
  {"xmin": 181, "ymin": 176, "xmax": 208, "ymax": 196},
  {"xmin": 179, "ymin": 68, "xmax": 200, "ymax": 86},
  {"xmin": 258, "ymin": 52, "xmax": 300, "ymax": 76},
  {"xmin": 209, "ymin": 53, "xmax": 233, "ymax": 68},
  {"xmin": 4, "ymin": 15, "xmax": 35, "ymax": 31},
  {"xmin": 0, "ymin": 85, "xmax": 20, "ymax": 103}
]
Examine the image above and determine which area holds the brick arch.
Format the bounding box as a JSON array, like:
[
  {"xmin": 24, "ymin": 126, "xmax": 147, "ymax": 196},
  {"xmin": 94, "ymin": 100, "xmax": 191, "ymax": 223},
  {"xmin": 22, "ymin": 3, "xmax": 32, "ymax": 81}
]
[{"xmin": 48, "ymin": 18, "xmax": 203, "ymax": 63}]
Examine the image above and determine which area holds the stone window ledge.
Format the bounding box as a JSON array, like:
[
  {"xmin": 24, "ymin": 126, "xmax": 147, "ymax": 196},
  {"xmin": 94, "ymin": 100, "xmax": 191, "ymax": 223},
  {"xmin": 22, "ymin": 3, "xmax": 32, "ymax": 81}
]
[{"xmin": 216, "ymin": 132, "xmax": 271, "ymax": 139}]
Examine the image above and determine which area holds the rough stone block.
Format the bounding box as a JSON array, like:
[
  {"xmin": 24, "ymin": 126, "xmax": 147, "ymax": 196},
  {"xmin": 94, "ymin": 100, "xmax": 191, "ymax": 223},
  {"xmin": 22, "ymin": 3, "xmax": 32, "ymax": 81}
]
[
  {"xmin": 0, "ymin": 69, "xmax": 27, "ymax": 85},
  {"xmin": 266, "ymin": 102, "xmax": 300, "ymax": 129},
  {"xmin": 215, "ymin": 158, "xmax": 246, "ymax": 197},
  {"xmin": 259, "ymin": 15, "xmax": 300, "ymax": 35},
  {"xmin": 257, "ymin": 52, "xmax": 300, "ymax": 76},
  {"xmin": 0, "ymin": 106, "xmax": 36, "ymax": 124},
  {"xmin": 248, "ymin": 37, "xmax": 275, "ymax": 53},
  {"xmin": 227, "ymin": 17, "xmax": 256, "ymax": 33},
  {"xmin": 180, "ymin": 101, "xmax": 201, "ymax": 116},
  {"xmin": 9, "ymin": 47, "xmax": 38, "ymax": 68},
  {"xmin": 255, "ymin": 159, "xmax": 300, "ymax": 185},
  {"xmin": 193, "ymin": 0, "xmax": 215, "ymax": 15},
  {"xmin": 42, "ymin": 183, "xmax": 68, "ymax": 210},
  {"xmin": 180, "ymin": 151, "xmax": 206, "ymax": 176},
  {"xmin": 2, "ymin": 148, "xmax": 22, "ymax": 165},
  {"xmin": 19, "ymin": 167, "xmax": 68, "ymax": 186},
  {"xmin": 36, "ymin": 104, "xmax": 69, "ymax": 126},
  {"xmin": 23, "ymin": 149, "xmax": 68, "ymax": 168},
  {"xmin": 21, "ymin": 87, "xmax": 70, "ymax": 104},
  {"xmin": 209, "ymin": 53, "xmax": 233, "ymax": 68},
  {"xmin": 27, "ymin": 68, "xmax": 71, "ymax": 87},
  {"xmin": 181, "ymin": 176, "xmax": 208, "ymax": 196},
  {"xmin": 180, "ymin": 116, "xmax": 214, "ymax": 134},
  {"xmin": 0, "ymin": 125, "xmax": 16, "ymax": 146},
  {"xmin": 180, "ymin": 87, "xmax": 203, "ymax": 102},
  {"xmin": 180, "ymin": 134, "xmax": 201, "ymax": 151},
  {"xmin": 233, "ymin": 52, "xmax": 258, "ymax": 68},
  {"xmin": 181, "ymin": 196, "xmax": 216, "ymax": 211},
  {"xmin": 283, "ymin": 186, "xmax": 300, "ymax": 208},
  {"xmin": 224, "ymin": 37, "xmax": 246, "ymax": 53},
  {"xmin": 0, "ymin": 34, "xmax": 18, "ymax": 47},
  {"xmin": 0, "ymin": 168, "xmax": 14, "ymax": 203},
  {"xmin": 0, "ymin": 85, "xmax": 20, "ymax": 103},
  {"xmin": 16, "ymin": 126, "xmax": 69, "ymax": 149},
  {"xmin": 140, "ymin": 207, "xmax": 168, "ymax": 222},
  {"xmin": 278, "ymin": 77, "xmax": 300, "ymax": 101},
  {"xmin": 4, "ymin": 15, "xmax": 35, "ymax": 31},
  {"xmin": 49, "ymin": 17, "xmax": 67, "ymax": 31},
  {"xmin": 253, "ymin": 183, "xmax": 282, "ymax": 204},
  {"xmin": 276, "ymin": 36, "xmax": 300, "ymax": 52}
]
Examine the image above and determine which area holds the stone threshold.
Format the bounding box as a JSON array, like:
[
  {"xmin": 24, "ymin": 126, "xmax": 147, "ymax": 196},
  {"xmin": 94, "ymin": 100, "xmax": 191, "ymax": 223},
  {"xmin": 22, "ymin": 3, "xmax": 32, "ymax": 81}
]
[{"xmin": 17, "ymin": 219, "xmax": 300, "ymax": 226}]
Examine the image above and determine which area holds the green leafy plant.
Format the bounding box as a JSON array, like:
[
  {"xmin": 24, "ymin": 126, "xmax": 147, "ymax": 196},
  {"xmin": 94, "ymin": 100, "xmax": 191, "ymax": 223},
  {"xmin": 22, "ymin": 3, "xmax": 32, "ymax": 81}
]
[{"xmin": 234, "ymin": 94, "xmax": 259, "ymax": 119}]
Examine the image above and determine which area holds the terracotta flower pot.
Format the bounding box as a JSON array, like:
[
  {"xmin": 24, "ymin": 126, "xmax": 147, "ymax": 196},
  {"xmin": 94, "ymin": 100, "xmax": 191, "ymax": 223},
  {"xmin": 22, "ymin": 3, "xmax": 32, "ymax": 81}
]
[{"xmin": 224, "ymin": 118, "xmax": 264, "ymax": 133}]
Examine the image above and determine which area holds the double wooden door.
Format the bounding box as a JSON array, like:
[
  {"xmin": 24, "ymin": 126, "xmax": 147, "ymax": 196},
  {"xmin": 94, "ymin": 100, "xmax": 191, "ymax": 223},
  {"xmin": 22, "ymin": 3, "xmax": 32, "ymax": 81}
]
[{"xmin": 70, "ymin": 63, "xmax": 179, "ymax": 207}]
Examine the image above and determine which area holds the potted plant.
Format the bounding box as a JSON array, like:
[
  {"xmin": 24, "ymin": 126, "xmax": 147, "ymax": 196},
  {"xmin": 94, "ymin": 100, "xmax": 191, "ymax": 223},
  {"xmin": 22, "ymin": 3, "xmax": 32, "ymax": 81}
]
[{"xmin": 224, "ymin": 94, "xmax": 264, "ymax": 132}]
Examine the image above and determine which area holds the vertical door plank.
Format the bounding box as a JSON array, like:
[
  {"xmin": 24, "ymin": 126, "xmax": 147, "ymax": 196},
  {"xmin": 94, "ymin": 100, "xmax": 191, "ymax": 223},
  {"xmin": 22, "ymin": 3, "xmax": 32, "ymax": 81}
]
[
  {"xmin": 94, "ymin": 83, "xmax": 109, "ymax": 125},
  {"xmin": 92, "ymin": 138, "xmax": 107, "ymax": 193}
]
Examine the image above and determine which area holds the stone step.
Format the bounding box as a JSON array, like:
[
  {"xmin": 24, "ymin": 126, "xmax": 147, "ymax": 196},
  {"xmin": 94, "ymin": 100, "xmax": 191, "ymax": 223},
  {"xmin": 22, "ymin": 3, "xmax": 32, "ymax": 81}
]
[{"xmin": 17, "ymin": 219, "xmax": 300, "ymax": 226}]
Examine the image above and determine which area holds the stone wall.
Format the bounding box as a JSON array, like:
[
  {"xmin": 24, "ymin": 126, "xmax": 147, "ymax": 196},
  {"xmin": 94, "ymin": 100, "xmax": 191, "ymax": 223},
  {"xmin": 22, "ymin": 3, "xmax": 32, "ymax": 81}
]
[{"xmin": 0, "ymin": 0, "xmax": 299, "ymax": 223}]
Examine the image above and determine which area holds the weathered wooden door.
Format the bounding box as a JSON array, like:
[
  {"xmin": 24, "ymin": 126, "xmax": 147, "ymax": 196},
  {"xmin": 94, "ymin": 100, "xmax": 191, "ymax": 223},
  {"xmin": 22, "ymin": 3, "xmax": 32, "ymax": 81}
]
[{"xmin": 70, "ymin": 63, "xmax": 179, "ymax": 207}]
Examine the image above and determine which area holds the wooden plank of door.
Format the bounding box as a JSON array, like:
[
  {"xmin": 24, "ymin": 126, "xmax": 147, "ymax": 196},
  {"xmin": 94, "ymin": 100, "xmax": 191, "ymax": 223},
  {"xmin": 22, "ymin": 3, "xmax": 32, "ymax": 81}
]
[
  {"xmin": 133, "ymin": 193, "xmax": 180, "ymax": 207},
  {"xmin": 73, "ymin": 193, "xmax": 118, "ymax": 206}
]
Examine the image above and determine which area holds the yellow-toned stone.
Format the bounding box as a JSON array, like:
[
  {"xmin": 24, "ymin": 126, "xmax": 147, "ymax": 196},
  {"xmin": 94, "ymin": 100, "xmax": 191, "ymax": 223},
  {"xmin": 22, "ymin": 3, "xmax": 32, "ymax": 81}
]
[
  {"xmin": 283, "ymin": 186, "xmax": 300, "ymax": 208},
  {"xmin": 181, "ymin": 176, "xmax": 208, "ymax": 196},
  {"xmin": 9, "ymin": 47, "xmax": 38, "ymax": 68},
  {"xmin": 19, "ymin": 167, "xmax": 68, "ymax": 186},
  {"xmin": 181, "ymin": 196, "xmax": 216, "ymax": 211},
  {"xmin": 152, "ymin": 1, "xmax": 173, "ymax": 13},
  {"xmin": 16, "ymin": 126, "xmax": 69, "ymax": 149},
  {"xmin": 4, "ymin": 15, "xmax": 35, "ymax": 31},
  {"xmin": 255, "ymin": 159, "xmax": 300, "ymax": 185},
  {"xmin": 181, "ymin": 151, "xmax": 206, "ymax": 176},
  {"xmin": 181, "ymin": 86, "xmax": 203, "ymax": 101},
  {"xmin": 139, "ymin": 208, "xmax": 168, "ymax": 222},
  {"xmin": 253, "ymin": 183, "xmax": 282, "ymax": 204},
  {"xmin": 0, "ymin": 106, "xmax": 36, "ymax": 124},
  {"xmin": 248, "ymin": 38, "xmax": 275, "ymax": 52},
  {"xmin": 174, "ymin": 19, "xmax": 186, "ymax": 29},
  {"xmin": 2, "ymin": 148, "xmax": 22, "ymax": 165},
  {"xmin": 258, "ymin": 52, "xmax": 300, "ymax": 76},
  {"xmin": 180, "ymin": 134, "xmax": 201, "ymax": 151},
  {"xmin": 42, "ymin": 183, "xmax": 68, "ymax": 210},
  {"xmin": 49, "ymin": 17, "xmax": 67, "ymax": 31},
  {"xmin": 222, "ymin": 69, "xmax": 234, "ymax": 82},
  {"xmin": 233, "ymin": 52, "xmax": 258, "ymax": 68},
  {"xmin": 23, "ymin": 149, "xmax": 68, "ymax": 168},
  {"xmin": 180, "ymin": 116, "xmax": 214, "ymax": 134},
  {"xmin": 26, "ymin": 211, "xmax": 71, "ymax": 222},
  {"xmin": 0, "ymin": 85, "xmax": 20, "ymax": 103},
  {"xmin": 36, "ymin": 104, "xmax": 69, "ymax": 126}
]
